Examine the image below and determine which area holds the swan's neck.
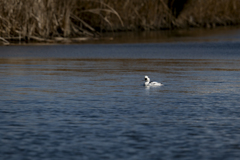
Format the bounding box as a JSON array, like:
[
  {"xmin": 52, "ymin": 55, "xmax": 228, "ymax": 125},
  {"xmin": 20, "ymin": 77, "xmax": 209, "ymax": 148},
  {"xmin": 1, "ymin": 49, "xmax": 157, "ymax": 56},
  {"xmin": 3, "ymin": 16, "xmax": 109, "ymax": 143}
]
[{"xmin": 145, "ymin": 81, "xmax": 149, "ymax": 86}]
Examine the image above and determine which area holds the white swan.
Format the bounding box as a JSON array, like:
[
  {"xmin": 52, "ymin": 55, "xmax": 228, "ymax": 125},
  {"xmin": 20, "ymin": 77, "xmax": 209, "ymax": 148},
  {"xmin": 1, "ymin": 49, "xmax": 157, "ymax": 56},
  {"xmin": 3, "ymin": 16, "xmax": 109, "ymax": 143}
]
[{"xmin": 144, "ymin": 75, "xmax": 162, "ymax": 86}]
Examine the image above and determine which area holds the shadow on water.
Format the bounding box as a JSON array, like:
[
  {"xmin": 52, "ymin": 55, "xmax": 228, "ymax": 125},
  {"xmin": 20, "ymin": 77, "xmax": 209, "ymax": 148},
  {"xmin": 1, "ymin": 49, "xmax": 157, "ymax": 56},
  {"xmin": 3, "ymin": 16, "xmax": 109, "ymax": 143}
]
[
  {"xmin": 2, "ymin": 26, "xmax": 240, "ymax": 45},
  {"xmin": 97, "ymin": 26, "xmax": 240, "ymax": 44}
]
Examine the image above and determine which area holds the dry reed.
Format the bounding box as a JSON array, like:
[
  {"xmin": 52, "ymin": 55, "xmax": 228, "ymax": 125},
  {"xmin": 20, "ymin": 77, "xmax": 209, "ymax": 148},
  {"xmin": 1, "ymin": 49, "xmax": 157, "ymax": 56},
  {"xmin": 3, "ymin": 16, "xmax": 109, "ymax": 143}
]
[
  {"xmin": 1, "ymin": 0, "xmax": 240, "ymax": 44},
  {"xmin": 0, "ymin": 0, "xmax": 123, "ymax": 44},
  {"xmin": 178, "ymin": 0, "xmax": 240, "ymax": 28}
]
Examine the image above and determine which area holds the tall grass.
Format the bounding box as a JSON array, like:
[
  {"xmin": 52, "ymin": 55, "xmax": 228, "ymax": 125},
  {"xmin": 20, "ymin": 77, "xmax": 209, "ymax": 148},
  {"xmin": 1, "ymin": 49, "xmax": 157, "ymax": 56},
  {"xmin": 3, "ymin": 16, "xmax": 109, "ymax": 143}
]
[
  {"xmin": 0, "ymin": 0, "xmax": 123, "ymax": 44},
  {"xmin": 1, "ymin": 0, "xmax": 240, "ymax": 44},
  {"xmin": 105, "ymin": 0, "xmax": 240, "ymax": 30},
  {"xmin": 177, "ymin": 0, "xmax": 240, "ymax": 28}
]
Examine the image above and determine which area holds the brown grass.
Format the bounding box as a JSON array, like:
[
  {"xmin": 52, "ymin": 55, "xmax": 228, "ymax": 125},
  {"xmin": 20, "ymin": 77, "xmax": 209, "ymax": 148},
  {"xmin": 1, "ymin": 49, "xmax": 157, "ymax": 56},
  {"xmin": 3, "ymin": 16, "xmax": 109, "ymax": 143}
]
[
  {"xmin": 0, "ymin": 0, "xmax": 124, "ymax": 44},
  {"xmin": 0, "ymin": 0, "xmax": 240, "ymax": 44},
  {"xmin": 178, "ymin": 0, "xmax": 240, "ymax": 28}
]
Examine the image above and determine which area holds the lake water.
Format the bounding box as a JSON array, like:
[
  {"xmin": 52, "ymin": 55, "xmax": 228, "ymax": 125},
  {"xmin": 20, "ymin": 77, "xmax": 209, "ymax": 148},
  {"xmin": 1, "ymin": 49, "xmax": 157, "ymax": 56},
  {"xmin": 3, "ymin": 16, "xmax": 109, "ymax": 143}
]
[{"xmin": 1, "ymin": 34, "xmax": 240, "ymax": 159}]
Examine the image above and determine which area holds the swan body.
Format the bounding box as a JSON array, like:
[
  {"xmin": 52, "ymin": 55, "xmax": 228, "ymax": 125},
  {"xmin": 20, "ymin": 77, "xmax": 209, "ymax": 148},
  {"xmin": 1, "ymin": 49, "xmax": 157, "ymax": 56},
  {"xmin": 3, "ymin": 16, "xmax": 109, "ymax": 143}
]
[{"xmin": 144, "ymin": 75, "xmax": 162, "ymax": 86}]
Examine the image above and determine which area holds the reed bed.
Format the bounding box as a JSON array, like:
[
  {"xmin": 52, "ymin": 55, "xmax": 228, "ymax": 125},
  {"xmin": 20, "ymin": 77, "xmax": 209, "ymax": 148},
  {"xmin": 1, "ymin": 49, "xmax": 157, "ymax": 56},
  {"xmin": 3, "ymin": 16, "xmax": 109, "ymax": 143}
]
[
  {"xmin": 1, "ymin": 0, "xmax": 240, "ymax": 44},
  {"xmin": 178, "ymin": 0, "xmax": 240, "ymax": 28},
  {"xmin": 0, "ymin": 0, "xmax": 123, "ymax": 44}
]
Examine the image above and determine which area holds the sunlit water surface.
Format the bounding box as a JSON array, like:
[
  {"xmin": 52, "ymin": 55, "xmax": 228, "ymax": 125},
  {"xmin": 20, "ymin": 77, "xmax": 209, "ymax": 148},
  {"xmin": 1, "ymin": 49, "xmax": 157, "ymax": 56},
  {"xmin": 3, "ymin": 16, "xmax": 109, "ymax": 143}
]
[{"xmin": 1, "ymin": 41, "xmax": 240, "ymax": 160}]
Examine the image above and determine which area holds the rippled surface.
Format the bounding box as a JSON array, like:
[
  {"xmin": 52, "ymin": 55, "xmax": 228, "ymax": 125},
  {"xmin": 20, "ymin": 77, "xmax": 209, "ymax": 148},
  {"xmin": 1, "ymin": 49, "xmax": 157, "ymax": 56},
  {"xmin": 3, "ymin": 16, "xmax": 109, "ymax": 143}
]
[{"xmin": 1, "ymin": 41, "xmax": 240, "ymax": 160}]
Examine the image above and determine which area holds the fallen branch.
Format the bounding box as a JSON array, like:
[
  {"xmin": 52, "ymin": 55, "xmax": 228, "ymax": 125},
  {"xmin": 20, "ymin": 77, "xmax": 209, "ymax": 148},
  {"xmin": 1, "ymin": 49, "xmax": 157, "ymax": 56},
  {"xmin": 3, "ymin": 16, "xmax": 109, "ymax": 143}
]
[{"xmin": 0, "ymin": 37, "xmax": 10, "ymax": 45}]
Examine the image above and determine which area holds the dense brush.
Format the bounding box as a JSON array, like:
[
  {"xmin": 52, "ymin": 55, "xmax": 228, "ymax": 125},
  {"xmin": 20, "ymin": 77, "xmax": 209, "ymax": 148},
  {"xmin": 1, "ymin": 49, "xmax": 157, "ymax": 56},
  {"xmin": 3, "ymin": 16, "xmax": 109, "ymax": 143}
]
[{"xmin": 0, "ymin": 0, "xmax": 240, "ymax": 44}]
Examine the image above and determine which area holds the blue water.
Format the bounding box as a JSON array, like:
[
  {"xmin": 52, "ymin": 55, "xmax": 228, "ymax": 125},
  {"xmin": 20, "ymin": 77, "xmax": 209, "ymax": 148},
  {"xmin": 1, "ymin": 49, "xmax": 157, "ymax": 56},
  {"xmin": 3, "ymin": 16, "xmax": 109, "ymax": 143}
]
[{"xmin": 1, "ymin": 41, "xmax": 240, "ymax": 160}]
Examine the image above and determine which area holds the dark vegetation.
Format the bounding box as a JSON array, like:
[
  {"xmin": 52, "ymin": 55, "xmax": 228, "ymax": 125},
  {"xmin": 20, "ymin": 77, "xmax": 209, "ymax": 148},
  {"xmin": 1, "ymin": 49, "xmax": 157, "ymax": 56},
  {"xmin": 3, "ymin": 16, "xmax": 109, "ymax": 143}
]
[
  {"xmin": 168, "ymin": 0, "xmax": 190, "ymax": 18},
  {"xmin": 0, "ymin": 0, "xmax": 240, "ymax": 45}
]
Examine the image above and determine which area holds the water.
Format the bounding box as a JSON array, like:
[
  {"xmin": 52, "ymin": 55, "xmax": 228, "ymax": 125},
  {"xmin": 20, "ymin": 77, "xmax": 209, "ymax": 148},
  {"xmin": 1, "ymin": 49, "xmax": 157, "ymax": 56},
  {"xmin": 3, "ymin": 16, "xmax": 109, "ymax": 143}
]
[{"xmin": 1, "ymin": 40, "xmax": 240, "ymax": 160}]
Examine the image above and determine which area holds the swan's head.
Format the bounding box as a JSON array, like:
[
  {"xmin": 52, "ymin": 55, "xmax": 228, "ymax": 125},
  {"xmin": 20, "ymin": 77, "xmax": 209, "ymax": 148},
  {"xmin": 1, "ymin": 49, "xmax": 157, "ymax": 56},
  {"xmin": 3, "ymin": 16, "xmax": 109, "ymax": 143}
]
[{"xmin": 145, "ymin": 75, "xmax": 150, "ymax": 82}]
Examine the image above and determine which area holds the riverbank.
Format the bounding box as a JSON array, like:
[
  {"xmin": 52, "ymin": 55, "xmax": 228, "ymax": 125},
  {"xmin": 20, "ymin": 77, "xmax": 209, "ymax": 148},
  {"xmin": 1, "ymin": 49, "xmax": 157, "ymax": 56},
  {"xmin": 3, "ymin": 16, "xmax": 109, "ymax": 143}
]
[
  {"xmin": 2, "ymin": 26, "xmax": 240, "ymax": 46},
  {"xmin": 1, "ymin": 0, "xmax": 240, "ymax": 45}
]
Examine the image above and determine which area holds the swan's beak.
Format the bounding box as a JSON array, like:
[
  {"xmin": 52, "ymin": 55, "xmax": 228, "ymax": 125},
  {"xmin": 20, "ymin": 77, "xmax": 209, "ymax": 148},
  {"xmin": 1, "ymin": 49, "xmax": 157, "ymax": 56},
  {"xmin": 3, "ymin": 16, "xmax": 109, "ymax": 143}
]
[{"xmin": 145, "ymin": 78, "xmax": 147, "ymax": 81}]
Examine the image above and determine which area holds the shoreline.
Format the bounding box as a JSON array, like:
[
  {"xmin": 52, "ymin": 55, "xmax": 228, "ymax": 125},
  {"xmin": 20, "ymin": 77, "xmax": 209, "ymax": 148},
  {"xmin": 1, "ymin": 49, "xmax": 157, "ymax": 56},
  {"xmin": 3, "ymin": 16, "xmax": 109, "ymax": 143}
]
[
  {"xmin": 1, "ymin": 0, "xmax": 240, "ymax": 45},
  {"xmin": 1, "ymin": 25, "xmax": 240, "ymax": 46}
]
